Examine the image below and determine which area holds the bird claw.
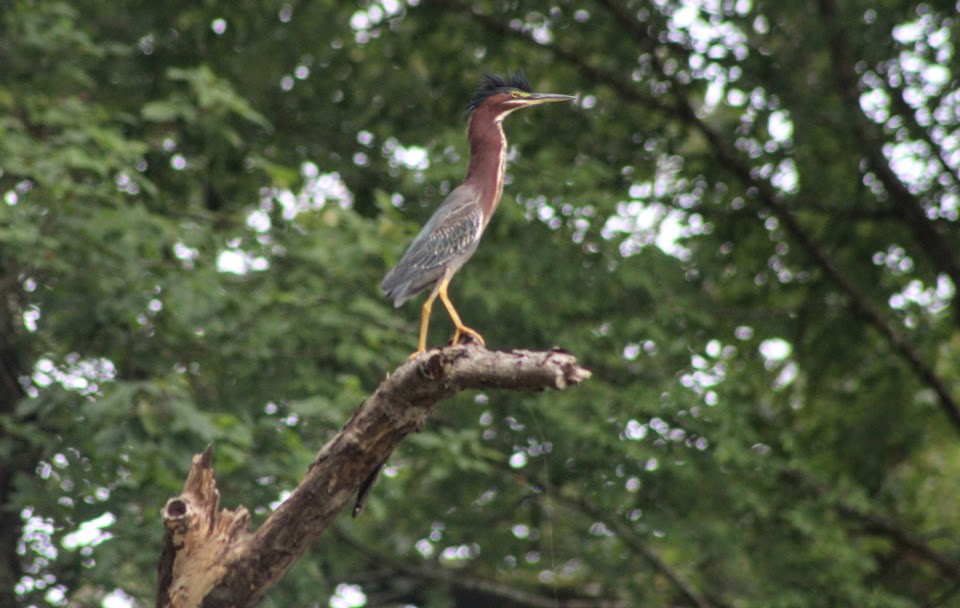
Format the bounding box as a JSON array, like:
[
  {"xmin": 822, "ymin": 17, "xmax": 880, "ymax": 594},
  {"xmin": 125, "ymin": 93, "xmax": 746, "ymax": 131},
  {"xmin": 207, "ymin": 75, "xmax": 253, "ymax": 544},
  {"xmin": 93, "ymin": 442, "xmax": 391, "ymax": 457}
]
[
  {"xmin": 452, "ymin": 326, "xmax": 486, "ymax": 347},
  {"xmin": 406, "ymin": 326, "xmax": 485, "ymax": 359}
]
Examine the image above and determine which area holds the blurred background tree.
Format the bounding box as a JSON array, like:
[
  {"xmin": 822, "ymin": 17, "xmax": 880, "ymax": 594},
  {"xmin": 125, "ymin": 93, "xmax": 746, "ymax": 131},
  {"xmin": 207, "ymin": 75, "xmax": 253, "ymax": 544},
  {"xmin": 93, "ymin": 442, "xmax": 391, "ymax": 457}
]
[{"xmin": 2, "ymin": 0, "xmax": 959, "ymax": 606}]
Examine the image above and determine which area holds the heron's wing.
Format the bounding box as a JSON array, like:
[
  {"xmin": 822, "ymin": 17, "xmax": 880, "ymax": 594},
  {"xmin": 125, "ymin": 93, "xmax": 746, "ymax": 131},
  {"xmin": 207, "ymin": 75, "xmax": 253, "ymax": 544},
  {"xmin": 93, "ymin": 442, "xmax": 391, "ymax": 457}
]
[
  {"xmin": 381, "ymin": 185, "xmax": 484, "ymax": 305},
  {"xmin": 403, "ymin": 190, "xmax": 484, "ymax": 271}
]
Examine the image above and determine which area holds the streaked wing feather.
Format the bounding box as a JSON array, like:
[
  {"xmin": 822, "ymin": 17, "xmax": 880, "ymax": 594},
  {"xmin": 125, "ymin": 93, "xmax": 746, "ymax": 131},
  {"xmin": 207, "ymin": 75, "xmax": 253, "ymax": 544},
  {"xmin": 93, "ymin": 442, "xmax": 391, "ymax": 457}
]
[
  {"xmin": 397, "ymin": 186, "xmax": 483, "ymax": 270},
  {"xmin": 381, "ymin": 186, "xmax": 484, "ymax": 303},
  {"xmin": 402, "ymin": 202, "xmax": 483, "ymax": 272}
]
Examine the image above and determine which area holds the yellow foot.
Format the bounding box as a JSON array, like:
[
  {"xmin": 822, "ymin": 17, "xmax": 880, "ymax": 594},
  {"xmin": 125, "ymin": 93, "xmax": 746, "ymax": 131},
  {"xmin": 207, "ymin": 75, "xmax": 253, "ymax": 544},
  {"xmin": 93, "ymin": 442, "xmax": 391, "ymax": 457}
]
[
  {"xmin": 452, "ymin": 325, "xmax": 486, "ymax": 346},
  {"xmin": 407, "ymin": 348, "xmax": 426, "ymax": 360}
]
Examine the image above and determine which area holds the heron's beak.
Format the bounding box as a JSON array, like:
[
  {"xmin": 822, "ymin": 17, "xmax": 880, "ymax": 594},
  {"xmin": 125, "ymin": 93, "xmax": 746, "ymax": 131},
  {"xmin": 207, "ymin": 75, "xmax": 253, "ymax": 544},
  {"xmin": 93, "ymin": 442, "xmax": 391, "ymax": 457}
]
[{"xmin": 524, "ymin": 93, "xmax": 578, "ymax": 105}]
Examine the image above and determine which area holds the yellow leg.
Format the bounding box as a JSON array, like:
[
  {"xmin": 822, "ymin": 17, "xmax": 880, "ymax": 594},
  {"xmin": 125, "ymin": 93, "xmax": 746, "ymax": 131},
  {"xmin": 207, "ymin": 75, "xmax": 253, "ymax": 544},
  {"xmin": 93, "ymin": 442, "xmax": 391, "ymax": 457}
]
[
  {"xmin": 411, "ymin": 288, "xmax": 440, "ymax": 359},
  {"xmin": 437, "ymin": 277, "xmax": 485, "ymax": 346}
]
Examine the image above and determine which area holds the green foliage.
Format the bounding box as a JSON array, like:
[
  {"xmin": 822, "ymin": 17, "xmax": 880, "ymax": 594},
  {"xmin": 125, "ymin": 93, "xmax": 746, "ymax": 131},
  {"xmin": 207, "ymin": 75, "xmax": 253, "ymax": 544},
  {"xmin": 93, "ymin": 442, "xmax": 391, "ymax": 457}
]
[{"xmin": 1, "ymin": 0, "xmax": 959, "ymax": 607}]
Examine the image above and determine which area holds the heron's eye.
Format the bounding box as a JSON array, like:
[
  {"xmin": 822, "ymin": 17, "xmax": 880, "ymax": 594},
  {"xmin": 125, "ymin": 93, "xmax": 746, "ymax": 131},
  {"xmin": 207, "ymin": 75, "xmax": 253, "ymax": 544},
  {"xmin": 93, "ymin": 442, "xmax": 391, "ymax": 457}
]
[{"xmin": 511, "ymin": 92, "xmax": 519, "ymax": 98}]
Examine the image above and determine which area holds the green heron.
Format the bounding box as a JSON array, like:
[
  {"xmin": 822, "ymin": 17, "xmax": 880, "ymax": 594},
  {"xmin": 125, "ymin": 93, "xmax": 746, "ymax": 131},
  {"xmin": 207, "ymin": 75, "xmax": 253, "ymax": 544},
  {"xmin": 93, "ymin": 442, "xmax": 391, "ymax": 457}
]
[{"xmin": 381, "ymin": 71, "xmax": 575, "ymax": 356}]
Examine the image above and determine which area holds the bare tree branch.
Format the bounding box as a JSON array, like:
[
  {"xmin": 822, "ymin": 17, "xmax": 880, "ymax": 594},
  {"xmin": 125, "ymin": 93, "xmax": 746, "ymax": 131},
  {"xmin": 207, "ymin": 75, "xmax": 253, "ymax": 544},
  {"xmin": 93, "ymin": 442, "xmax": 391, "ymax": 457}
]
[
  {"xmin": 473, "ymin": 459, "xmax": 722, "ymax": 608},
  {"xmin": 836, "ymin": 503, "xmax": 960, "ymax": 583},
  {"xmin": 0, "ymin": 267, "xmax": 30, "ymax": 608},
  {"xmin": 549, "ymin": 491, "xmax": 722, "ymax": 608},
  {"xmin": 336, "ymin": 530, "xmax": 627, "ymax": 608},
  {"xmin": 696, "ymin": 201, "xmax": 900, "ymax": 222},
  {"xmin": 394, "ymin": 562, "xmax": 626, "ymax": 608},
  {"xmin": 816, "ymin": 0, "xmax": 960, "ymax": 307},
  {"xmin": 155, "ymin": 344, "xmax": 590, "ymax": 608},
  {"xmin": 781, "ymin": 469, "xmax": 960, "ymax": 583}
]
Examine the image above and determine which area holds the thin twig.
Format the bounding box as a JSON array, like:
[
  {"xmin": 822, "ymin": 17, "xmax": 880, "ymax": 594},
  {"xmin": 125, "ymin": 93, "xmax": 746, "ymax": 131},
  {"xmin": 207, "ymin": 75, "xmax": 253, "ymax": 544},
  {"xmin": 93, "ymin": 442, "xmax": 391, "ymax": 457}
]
[
  {"xmin": 551, "ymin": 491, "xmax": 721, "ymax": 608},
  {"xmin": 335, "ymin": 530, "xmax": 627, "ymax": 608}
]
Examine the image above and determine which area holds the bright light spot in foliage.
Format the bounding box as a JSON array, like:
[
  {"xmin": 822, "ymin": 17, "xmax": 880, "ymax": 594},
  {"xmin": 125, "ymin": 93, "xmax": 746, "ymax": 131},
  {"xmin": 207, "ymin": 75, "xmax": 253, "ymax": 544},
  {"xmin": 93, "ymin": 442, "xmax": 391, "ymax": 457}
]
[
  {"xmin": 672, "ymin": 3, "xmax": 699, "ymax": 28},
  {"xmin": 767, "ymin": 110, "xmax": 793, "ymax": 143},
  {"xmin": 32, "ymin": 356, "xmax": 116, "ymax": 395},
  {"xmin": 115, "ymin": 171, "xmax": 140, "ymax": 195},
  {"xmin": 773, "ymin": 362, "xmax": 799, "ymax": 391},
  {"xmin": 222, "ymin": 163, "xmax": 354, "ymax": 275},
  {"xmin": 63, "ymin": 512, "xmax": 115, "ymax": 549},
  {"xmin": 603, "ymin": 153, "xmax": 712, "ymax": 259},
  {"xmin": 211, "ymin": 18, "xmax": 227, "ymax": 35},
  {"xmin": 415, "ymin": 539, "xmax": 434, "ymax": 558},
  {"xmin": 394, "ymin": 146, "xmax": 429, "ymax": 170},
  {"xmin": 589, "ymin": 521, "xmax": 613, "ymax": 537},
  {"xmin": 921, "ymin": 64, "xmax": 948, "ymax": 87},
  {"xmin": 771, "ymin": 158, "xmax": 799, "ymax": 194},
  {"xmin": 349, "ymin": 0, "xmax": 402, "ymax": 43},
  {"xmin": 44, "ymin": 586, "xmax": 66, "ymax": 605},
  {"xmin": 246, "ymin": 210, "xmax": 271, "ymax": 233},
  {"xmin": 624, "ymin": 419, "xmax": 648, "ymax": 440},
  {"xmin": 22, "ymin": 512, "xmax": 58, "ymax": 560},
  {"xmin": 889, "ymin": 276, "xmax": 954, "ymax": 314},
  {"xmin": 272, "ymin": 166, "xmax": 353, "ymax": 219},
  {"xmin": 102, "ymin": 589, "xmax": 135, "ymax": 608},
  {"xmin": 173, "ymin": 242, "xmax": 199, "ymax": 269},
  {"xmin": 356, "ymin": 130, "xmax": 374, "ymax": 146},
  {"xmin": 23, "ymin": 306, "xmax": 40, "ymax": 332},
  {"xmin": 860, "ymin": 88, "xmax": 891, "ymax": 122},
  {"xmin": 217, "ymin": 250, "xmax": 268, "ymax": 274},
  {"xmin": 302, "ymin": 161, "xmax": 319, "ymax": 179},
  {"xmin": 384, "ymin": 139, "xmax": 430, "ymax": 171},
  {"xmin": 330, "ymin": 583, "xmax": 367, "ymax": 608},
  {"xmin": 602, "ymin": 201, "xmax": 688, "ymax": 258},
  {"xmin": 270, "ymin": 490, "xmax": 292, "ymax": 511},
  {"xmin": 759, "ymin": 338, "xmax": 792, "ymax": 362},
  {"xmin": 350, "ymin": 12, "xmax": 372, "ymax": 30},
  {"xmin": 512, "ymin": 524, "xmax": 530, "ymax": 539},
  {"xmin": 531, "ymin": 23, "xmax": 553, "ymax": 45},
  {"xmin": 892, "ymin": 21, "xmax": 923, "ymax": 43},
  {"xmin": 509, "ymin": 452, "xmax": 528, "ymax": 468},
  {"xmin": 440, "ymin": 543, "xmax": 480, "ymax": 563}
]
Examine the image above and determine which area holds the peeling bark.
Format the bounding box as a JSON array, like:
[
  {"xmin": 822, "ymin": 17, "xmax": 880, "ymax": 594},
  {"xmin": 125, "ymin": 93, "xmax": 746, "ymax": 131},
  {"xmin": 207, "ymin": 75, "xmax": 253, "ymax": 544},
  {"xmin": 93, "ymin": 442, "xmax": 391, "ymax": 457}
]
[{"xmin": 155, "ymin": 343, "xmax": 590, "ymax": 608}]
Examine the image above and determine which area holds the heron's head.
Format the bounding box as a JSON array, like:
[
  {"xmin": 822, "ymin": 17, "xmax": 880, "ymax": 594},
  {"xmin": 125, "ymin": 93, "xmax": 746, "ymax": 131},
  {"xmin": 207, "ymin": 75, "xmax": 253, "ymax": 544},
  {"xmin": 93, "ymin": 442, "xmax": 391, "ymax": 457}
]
[{"xmin": 467, "ymin": 71, "xmax": 575, "ymax": 122}]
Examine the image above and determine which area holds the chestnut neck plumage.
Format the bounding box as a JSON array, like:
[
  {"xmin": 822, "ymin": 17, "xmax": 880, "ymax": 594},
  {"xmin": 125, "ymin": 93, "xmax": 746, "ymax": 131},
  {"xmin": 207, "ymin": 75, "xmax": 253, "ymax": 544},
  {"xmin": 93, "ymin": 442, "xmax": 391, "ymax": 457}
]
[{"xmin": 463, "ymin": 102, "xmax": 513, "ymax": 225}]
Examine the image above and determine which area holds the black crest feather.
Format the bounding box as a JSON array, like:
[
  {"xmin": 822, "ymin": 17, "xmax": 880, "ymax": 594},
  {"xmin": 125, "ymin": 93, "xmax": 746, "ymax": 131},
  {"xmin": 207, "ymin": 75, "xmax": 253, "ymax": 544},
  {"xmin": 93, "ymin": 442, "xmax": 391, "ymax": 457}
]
[{"xmin": 467, "ymin": 70, "xmax": 532, "ymax": 112}]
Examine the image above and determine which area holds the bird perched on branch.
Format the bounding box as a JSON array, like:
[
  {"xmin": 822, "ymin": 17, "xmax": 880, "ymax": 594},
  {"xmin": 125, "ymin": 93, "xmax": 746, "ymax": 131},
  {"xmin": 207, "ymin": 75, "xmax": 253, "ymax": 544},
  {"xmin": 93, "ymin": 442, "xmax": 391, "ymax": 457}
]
[{"xmin": 381, "ymin": 71, "xmax": 576, "ymax": 357}]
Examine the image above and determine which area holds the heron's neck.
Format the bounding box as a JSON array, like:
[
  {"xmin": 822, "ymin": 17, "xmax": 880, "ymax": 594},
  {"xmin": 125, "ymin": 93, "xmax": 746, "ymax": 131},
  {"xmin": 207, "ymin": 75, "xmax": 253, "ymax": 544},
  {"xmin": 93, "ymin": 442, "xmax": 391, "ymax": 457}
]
[{"xmin": 464, "ymin": 109, "xmax": 508, "ymax": 222}]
